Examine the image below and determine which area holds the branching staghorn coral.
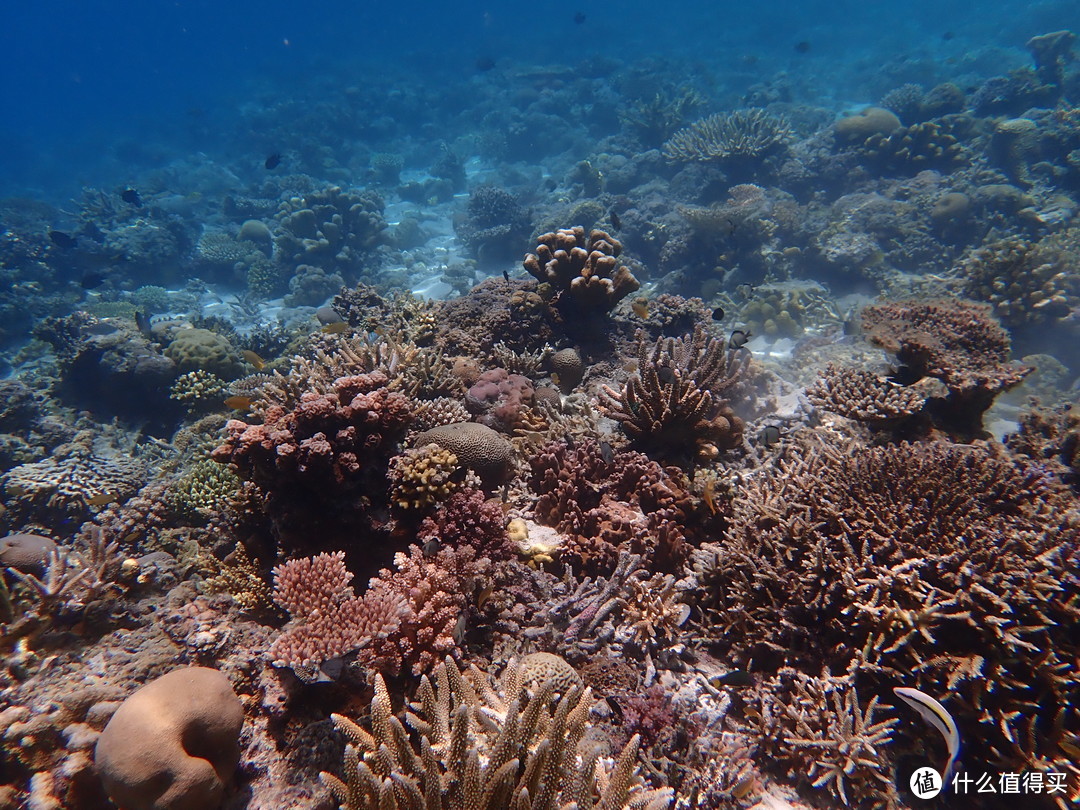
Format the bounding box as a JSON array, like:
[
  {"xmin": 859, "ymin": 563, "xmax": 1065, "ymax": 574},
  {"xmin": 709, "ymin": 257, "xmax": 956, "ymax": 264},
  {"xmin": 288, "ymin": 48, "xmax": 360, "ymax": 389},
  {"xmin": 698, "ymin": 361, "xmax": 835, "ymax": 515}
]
[
  {"xmin": 694, "ymin": 435, "xmax": 1080, "ymax": 795},
  {"xmin": 663, "ymin": 109, "xmax": 792, "ymax": 162},
  {"xmin": 599, "ymin": 326, "xmax": 749, "ymax": 461},
  {"xmin": 749, "ymin": 669, "xmax": 898, "ymax": 807},
  {"xmin": 321, "ymin": 657, "xmax": 673, "ymax": 810}
]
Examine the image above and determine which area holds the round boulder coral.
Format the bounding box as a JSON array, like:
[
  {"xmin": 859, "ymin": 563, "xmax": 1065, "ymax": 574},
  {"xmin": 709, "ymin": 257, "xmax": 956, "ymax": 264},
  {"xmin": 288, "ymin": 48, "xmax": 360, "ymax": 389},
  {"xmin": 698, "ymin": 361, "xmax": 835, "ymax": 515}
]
[
  {"xmin": 94, "ymin": 666, "xmax": 243, "ymax": 810},
  {"xmin": 413, "ymin": 422, "xmax": 513, "ymax": 484}
]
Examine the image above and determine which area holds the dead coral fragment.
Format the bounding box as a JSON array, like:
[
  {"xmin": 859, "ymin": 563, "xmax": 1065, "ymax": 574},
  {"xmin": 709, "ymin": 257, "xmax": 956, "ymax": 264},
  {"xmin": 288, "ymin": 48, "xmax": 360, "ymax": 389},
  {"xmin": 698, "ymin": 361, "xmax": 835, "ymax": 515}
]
[
  {"xmin": 806, "ymin": 363, "xmax": 926, "ymax": 423},
  {"xmin": 321, "ymin": 657, "xmax": 672, "ymax": 810},
  {"xmin": 663, "ymin": 109, "xmax": 792, "ymax": 162},
  {"xmin": 599, "ymin": 326, "xmax": 748, "ymax": 460},
  {"xmin": 523, "ymin": 226, "xmax": 640, "ymax": 314}
]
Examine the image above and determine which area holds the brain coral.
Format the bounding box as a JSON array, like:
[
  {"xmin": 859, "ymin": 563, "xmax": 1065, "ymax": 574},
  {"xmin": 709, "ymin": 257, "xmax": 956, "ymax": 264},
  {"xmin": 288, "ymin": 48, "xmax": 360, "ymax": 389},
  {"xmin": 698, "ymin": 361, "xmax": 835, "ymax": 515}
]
[
  {"xmin": 412, "ymin": 422, "xmax": 513, "ymax": 485},
  {"xmin": 165, "ymin": 328, "xmax": 246, "ymax": 380},
  {"xmin": 94, "ymin": 667, "xmax": 243, "ymax": 810}
]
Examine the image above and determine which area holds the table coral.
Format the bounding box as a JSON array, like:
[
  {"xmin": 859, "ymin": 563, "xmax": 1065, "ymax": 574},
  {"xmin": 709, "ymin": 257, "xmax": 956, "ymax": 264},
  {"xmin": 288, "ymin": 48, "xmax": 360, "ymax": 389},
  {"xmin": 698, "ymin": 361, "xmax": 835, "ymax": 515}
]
[
  {"xmin": 806, "ymin": 363, "xmax": 927, "ymax": 424},
  {"xmin": 861, "ymin": 299, "xmax": 1031, "ymax": 436}
]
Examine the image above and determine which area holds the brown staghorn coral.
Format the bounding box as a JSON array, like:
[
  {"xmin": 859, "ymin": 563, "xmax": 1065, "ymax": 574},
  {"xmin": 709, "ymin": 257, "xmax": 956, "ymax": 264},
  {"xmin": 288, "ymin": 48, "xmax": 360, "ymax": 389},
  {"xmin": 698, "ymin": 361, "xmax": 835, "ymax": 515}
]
[
  {"xmin": 748, "ymin": 669, "xmax": 898, "ymax": 807},
  {"xmin": 861, "ymin": 299, "xmax": 1031, "ymax": 436},
  {"xmin": 1006, "ymin": 401, "xmax": 1080, "ymax": 488},
  {"xmin": 320, "ymin": 657, "xmax": 673, "ymax": 810},
  {"xmin": 806, "ymin": 363, "xmax": 927, "ymax": 424},
  {"xmin": 663, "ymin": 110, "xmax": 792, "ymax": 162},
  {"xmin": 696, "ymin": 436, "xmax": 1080, "ymax": 797},
  {"xmin": 523, "ymin": 226, "xmax": 640, "ymax": 318},
  {"xmin": 599, "ymin": 326, "xmax": 749, "ymax": 462}
]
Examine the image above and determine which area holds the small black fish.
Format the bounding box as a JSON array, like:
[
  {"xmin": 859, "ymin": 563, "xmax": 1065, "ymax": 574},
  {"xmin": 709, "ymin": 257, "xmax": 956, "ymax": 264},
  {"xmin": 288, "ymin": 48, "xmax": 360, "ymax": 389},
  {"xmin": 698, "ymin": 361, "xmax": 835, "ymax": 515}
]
[
  {"xmin": 794, "ymin": 40, "xmax": 811, "ymax": 53},
  {"xmin": 120, "ymin": 188, "xmax": 142, "ymax": 206},
  {"xmin": 573, "ymin": 11, "xmax": 586, "ymax": 24},
  {"xmin": 759, "ymin": 425, "xmax": 783, "ymax": 448},
  {"xmin": 729, "ymin": 329, "xmax": 751, "ymax": 349},
  {"xmin": 475, "ymin": 56, "xmax": 496, "ymax": 72},
  {"xmin": 599, "ymin": 440, "xmax": 614, "ymax": 464},
  {"xmin": 48, "ymin": 230, "xmax": 77, "ymax": 249},
  {"xmin": 711, "ymin": 306, "xmax": 725, "ymax": 322},
  {"xmin": 422, "ymin": 538, "xmax": 441, "ymax": 557},
  {"xmin": 610, "ymin": 210, "xmax": 621, "ymax": 231},
  {"xmin": 134, "ymin": 311, "xmax": 152, "ymax": 339},
  {"xmin": 502, "ymin": 270, "xmax": 510, "ymax": 282},
  {"xmin": 605, "ymin": 696, "xmax": 624, "ymax": 722},
  {"xmin": 942, "ymin": 31, "xmax": 955, "ymax": 41},
  {"xmin": 710, "ymin": 670, "xmax": 755, "ymax": 688},
  {"xmin": 565, "ymin": 434, "xmax": 576, "ymax": 450},
  {"xmin": 657, "ymin": 366, "xmax": 675, "ymax": 384},
  {"xmin": 81, "ymin": 270, "xmax": 107, "ymax": 289},
  {"xmin": 264, "ymin": 153, "xmax": 282, "ymax": 170}
]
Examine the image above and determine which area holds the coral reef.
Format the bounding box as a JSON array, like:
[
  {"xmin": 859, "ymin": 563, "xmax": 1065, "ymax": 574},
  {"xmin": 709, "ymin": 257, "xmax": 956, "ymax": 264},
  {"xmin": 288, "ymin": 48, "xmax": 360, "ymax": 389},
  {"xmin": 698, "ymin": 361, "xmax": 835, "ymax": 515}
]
[
  {"xmin": 274, "ymin": 186, "xmax": 386, "ymax": 278},
  {"xmin": 696, "ymin": 437, "xmax": 1079, "ymax": 790}
]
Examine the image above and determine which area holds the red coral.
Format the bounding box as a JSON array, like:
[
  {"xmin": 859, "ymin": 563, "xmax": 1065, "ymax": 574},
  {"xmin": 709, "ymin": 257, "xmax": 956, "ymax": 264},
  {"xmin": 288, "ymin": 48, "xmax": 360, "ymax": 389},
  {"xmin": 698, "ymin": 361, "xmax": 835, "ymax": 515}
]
[
  {"xmin": 211, "ymin": 370, "xmax": 411, "ymax": 542},
  {"xmin": 529, "ymin": 439, "xmax": 717, "ymax": 574},
  {"xmin": 417, "ymin": 488, "xmax": 512, "ymax": 560}
]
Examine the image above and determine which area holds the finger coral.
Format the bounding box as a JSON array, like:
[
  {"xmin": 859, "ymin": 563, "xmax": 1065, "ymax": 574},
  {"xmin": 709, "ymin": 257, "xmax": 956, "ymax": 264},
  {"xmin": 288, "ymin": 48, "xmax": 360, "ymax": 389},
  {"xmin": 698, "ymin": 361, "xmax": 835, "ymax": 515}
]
[
  {"xmin": 523, "ymin": 226, "xmax": 641, "ymax": 319},
  {"xmin": 321, "ymin": 657, "xmax": 672, "ymax": 810},
  {"xmin": 599, "ymin": 326, "xmax": 749, "ymax": 462}
]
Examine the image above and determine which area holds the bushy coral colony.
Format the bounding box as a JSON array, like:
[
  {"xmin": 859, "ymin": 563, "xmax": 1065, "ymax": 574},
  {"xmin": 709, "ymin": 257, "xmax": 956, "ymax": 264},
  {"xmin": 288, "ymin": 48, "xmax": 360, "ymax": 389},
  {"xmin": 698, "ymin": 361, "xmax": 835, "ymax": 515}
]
[{"xmin": 4, "ymin": 19, "xmax": 1080, "ymax": 810}]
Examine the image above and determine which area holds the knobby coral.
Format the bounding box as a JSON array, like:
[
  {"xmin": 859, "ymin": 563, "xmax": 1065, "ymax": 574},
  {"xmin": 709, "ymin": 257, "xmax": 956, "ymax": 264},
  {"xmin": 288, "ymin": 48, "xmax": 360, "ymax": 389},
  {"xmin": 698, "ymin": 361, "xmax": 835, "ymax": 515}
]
[
  {"xmin": 523, "ymin": 227, "xmax": 640, "ymax": 319},
  {"xmin": 321, "ymin": 657, "xmax": 673, "ymax": 810}
]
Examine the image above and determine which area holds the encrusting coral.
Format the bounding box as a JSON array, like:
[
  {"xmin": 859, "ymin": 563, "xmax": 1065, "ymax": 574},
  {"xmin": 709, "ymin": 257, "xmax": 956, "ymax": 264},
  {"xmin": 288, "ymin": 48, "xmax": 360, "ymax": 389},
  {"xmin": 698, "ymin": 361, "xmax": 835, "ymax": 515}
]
[{"xmin": 321, "ymin": 657, "xmax": 672, "ymax": 810}]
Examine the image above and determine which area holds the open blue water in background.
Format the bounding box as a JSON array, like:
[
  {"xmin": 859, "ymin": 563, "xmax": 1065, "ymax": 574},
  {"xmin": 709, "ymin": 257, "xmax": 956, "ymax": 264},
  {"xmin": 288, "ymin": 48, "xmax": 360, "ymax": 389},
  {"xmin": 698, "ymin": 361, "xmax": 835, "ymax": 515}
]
[{"xmin": 4, "ymin": 0, "xmax": 1078, "ymax": 201}]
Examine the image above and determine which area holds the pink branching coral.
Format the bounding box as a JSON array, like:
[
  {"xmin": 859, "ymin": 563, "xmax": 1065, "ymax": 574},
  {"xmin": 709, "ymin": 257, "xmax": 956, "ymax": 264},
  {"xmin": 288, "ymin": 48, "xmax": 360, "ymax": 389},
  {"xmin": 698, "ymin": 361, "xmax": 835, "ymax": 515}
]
[
  {"xmin": 212, "ymin": 370, "xmax": 411, "ymax": 540},
  {"xmin": 416, "ymin": 487, "xmax": 512, "ymax": 559},
  {"xmin": 599, "ymin": 326, "xmax": 749, "ymax": 462},
  {"xmin": 861, "ymin": 300, "xmax": 1031, "ymax": 435},
  {"xmin": 269, "ymin": 545, "xmax": 489, "ymax": 680}
]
